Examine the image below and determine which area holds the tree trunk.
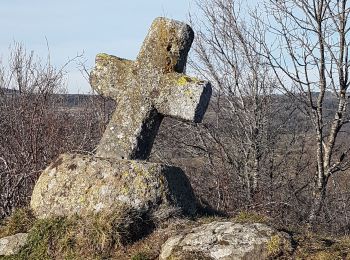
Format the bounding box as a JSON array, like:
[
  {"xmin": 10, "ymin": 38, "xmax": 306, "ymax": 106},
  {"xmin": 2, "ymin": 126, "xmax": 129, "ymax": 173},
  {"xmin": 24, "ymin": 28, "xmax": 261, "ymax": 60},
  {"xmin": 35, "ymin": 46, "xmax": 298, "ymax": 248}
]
[{"xmin": 308, "ymin": 176, "xmax": 327, "ymax": 226}]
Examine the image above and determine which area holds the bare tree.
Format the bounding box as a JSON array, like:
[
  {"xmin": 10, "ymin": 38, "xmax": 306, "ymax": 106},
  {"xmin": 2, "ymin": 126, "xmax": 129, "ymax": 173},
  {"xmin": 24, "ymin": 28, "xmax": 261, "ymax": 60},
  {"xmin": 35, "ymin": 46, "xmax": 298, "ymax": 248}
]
[
  {"xmin": 189, "ymin": 0, "xmax": 282, "ymax": 202},
  {"xmin": 262, "ymin": 0, "xmax": 350, "ymax": 224}
]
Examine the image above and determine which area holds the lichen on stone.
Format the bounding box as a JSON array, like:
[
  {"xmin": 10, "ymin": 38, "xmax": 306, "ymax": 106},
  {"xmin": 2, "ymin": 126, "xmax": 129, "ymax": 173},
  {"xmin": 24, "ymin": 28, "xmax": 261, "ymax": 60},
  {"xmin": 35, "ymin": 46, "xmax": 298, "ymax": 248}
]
[
  {"xmin": 96, "ymin": 53, "xmax": 110, "ymax": 59},
  {"xmin": 89, "ymin": 17, "xmax": 212, "ymax": 160},
  {"xmin": 177, "ymin": 76, "xmax": 199, "ymax": 86},
  {"xmin": 30, "ymin": 154, "xmax": 197, "ymax": 219},
  {"xmin": 159, "ymin": 222, "xmax": 292, "ymax": 260}
]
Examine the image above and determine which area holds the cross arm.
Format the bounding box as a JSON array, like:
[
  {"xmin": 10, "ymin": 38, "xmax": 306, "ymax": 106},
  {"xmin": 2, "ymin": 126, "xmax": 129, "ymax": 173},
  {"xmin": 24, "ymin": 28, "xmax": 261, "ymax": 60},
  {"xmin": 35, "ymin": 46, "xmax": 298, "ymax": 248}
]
[
  {"xmin": 154, "ymin": 73, "xmax": 212, "ymax": 123},
  {"xmin": 90, "ymin": 53, "xmax": 133, "ymax": 98}
]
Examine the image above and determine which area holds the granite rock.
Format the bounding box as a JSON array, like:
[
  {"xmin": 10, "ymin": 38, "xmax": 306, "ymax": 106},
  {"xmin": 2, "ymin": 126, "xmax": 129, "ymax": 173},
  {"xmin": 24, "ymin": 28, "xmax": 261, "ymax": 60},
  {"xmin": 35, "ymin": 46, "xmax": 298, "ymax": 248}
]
[
  {"xmin": 159, "ymin": 221, "xmax": 292, "ymax": 260},
  {"xmin": 30, "ymin": 154, "xmax": 197, "ymax": 219},
  {"xmin": 0, "ymin": 233, "xmax": 28, "ymax": 256}
]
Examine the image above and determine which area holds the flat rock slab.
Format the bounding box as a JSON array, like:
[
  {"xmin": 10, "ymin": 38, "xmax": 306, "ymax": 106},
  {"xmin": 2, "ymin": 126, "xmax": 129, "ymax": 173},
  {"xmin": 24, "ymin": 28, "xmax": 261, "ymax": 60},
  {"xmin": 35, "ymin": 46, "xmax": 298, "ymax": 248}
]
[
  {"xmin": 0, "ymin": 233, "xmax": 28, "ymax": 256},
  {"xmin": 30, "ymin": 154, "xmax": 197, "ymax": 218},
  {"xmin": 160, "ymin": 221, "xmax": 292, "ymax": 260}
]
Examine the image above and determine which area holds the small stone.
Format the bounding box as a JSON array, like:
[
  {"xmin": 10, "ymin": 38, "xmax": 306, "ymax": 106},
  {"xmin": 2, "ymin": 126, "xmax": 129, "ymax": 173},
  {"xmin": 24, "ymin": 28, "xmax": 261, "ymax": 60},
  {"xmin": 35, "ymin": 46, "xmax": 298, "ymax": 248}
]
[{"xmin": 0, "ymin": 233, "xmax": 28, "ymax": 256}]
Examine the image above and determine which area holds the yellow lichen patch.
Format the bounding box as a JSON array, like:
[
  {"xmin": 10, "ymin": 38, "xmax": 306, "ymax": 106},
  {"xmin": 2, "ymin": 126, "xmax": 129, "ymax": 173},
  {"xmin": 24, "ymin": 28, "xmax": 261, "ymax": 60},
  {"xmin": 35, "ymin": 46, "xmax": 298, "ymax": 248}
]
[
  {"xmin": 131, "ymin": 161, "xmax": 150, "ymax": 178},
  {"xmin": 120, "ymin": 182, "xmax": 130, "ymax": 195},
  {"xmin": 134, "ymin": 176, "xmax": 147, "ymax": 191},
  {"xmin": 122, "ymin": 170, "xmax": 130, "ymax": 178},
  {"xmin": 78, "ymin": 195, "xmax": 86, "ymax": 203},
  {"xmin": 177, "ymin": 76, "xmax": 198, "ymax": 86},
  {"xmin": 96, "ymin": 53, "xmax": 110, "ymax": 59},
  {"xmin": 184, "ymin": 89, "xmax": 193, "ymax": 96}
]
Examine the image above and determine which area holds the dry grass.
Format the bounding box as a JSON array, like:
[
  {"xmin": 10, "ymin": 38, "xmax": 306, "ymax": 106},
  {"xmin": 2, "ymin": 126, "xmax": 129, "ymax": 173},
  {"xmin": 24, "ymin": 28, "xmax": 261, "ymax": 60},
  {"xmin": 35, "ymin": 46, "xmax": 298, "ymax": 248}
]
[
  {"xmin": 232, "ymin": 210, "xmax": 270, "ymax": 224},
  {"xmin": 114, "ymin": 218, "xmax": 195, "ymax": 260},
  {"xmin": 293, "ymin": 232, "xmax": 350, "ymax": 259},
  {"xmin": 2, "ymin": 208, "xmax": 350, "ymax": 259},
  {"xmin": 0, "ymin": 208, "xmax": 35, "ymax": 238},
  {"xmin": 0, "ymin": 206, "xmax": 155, "ymax": 260}
]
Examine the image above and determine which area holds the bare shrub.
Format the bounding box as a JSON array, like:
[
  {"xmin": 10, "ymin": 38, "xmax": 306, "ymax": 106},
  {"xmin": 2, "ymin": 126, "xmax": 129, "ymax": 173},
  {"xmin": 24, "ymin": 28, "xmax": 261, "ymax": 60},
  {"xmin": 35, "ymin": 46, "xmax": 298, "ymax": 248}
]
[
  {"xmin": 152, "ymin": 0, "xmax": 350, "ymax": 234},
  {"xmin": 0, "ymin": 43, "xmax": 113, "ymax": 219}
]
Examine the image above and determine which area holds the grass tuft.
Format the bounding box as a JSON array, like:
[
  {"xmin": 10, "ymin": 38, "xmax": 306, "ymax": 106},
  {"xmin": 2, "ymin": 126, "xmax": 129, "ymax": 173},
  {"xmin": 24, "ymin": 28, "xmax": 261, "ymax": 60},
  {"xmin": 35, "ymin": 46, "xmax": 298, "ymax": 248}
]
[
  {"xmin": 0, "ymin": 206, "xmax": 153, "ymax": 260},
  {"xmin": 0, "ymin": 207, "xmax": 35, "ymax": 238},
  {"xmin": 233, "ymin": 210, "xmax": 269, "ymax": 224}
]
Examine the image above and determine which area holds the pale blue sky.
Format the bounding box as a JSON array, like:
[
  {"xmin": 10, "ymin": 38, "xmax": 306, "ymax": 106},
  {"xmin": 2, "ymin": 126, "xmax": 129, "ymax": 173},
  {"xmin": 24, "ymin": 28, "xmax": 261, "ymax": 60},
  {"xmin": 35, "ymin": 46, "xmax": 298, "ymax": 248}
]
[{"xmin": 0, "ymin": 0, "xmax": 196, "ymax": 93}]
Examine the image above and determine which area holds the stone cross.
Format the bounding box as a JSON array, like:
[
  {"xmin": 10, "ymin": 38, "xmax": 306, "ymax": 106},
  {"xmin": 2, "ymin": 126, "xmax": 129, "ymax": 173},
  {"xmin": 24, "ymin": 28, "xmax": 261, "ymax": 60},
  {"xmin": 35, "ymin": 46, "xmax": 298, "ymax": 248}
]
[{"xmin": 90, "ymin": 17, "xmax": 212, "ymax": 160}]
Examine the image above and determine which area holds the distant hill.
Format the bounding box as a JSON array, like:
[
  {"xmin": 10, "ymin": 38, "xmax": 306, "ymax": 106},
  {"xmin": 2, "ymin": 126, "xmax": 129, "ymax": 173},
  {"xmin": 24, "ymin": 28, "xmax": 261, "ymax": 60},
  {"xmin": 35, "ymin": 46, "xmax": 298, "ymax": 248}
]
[{"xmin": 0, "ymin": 87, "xmax": 102, "ymax": 108}]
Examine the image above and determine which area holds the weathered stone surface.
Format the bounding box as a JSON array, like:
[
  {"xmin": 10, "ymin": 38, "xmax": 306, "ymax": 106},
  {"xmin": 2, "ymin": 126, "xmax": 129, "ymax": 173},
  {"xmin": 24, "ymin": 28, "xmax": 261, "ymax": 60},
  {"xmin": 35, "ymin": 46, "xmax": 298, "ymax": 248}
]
[
  {"xmin": 30, "ymin": 154, "xmax": 197, "ymax": 219},
  {"xmin": 90, "ymin": 17, "xmax": 212, "ymax": 160},
  {"xmin": 0, "ymin": 233, "xmax": 28, "ymax": 256},
  {"xmin": 159, "ymin": 221, "xmax": 292, "ymax": 260}
]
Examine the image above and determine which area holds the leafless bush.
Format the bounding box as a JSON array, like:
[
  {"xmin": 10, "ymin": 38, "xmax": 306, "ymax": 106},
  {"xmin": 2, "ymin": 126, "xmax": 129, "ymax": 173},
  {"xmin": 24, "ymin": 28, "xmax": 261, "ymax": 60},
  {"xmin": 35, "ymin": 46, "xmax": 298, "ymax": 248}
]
[{"xmin": 0, "ymin": 44, "xmax": 113, "ymax": 219}]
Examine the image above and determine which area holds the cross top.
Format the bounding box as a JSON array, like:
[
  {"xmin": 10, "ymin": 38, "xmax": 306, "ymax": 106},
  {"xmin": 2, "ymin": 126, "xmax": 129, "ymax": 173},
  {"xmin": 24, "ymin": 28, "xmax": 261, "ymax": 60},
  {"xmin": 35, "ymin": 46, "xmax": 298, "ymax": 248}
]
[{"xmin": 90, "ymin": 17, "xmax": 212, "ymax": 160}]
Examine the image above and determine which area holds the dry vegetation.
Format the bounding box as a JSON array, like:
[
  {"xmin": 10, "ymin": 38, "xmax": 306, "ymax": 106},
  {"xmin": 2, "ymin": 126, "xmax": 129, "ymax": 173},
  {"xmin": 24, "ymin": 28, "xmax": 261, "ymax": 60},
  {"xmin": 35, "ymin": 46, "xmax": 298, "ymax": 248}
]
[
  {"xmin": 0, "ymin": 44, "xmax": 114, "ymax": 219},
  {"xmin": 2, "ymin": 208, "xmax": 350, "ymax": 259}
]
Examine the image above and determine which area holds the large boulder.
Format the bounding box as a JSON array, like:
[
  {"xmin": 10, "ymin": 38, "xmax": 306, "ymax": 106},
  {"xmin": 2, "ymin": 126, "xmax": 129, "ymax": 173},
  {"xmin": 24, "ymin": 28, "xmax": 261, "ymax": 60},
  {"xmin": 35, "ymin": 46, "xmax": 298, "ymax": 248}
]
[
  {"xmin": 159, "ymin": 221, "xmax": 292, "ymax": 260},
  {"xmin": 30, "ymin": 154, "xmax": 197, "ymax": 219},
  {"xmin": 0, "ymin": 233, "xmax": 28, "ymax": 256}
]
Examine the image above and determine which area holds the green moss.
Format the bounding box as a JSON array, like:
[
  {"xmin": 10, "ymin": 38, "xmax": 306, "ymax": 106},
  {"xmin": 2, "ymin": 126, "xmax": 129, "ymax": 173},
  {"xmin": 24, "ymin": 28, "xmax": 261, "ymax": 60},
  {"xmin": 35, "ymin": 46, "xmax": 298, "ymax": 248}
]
[
  {"xmin": 0, "ymin": 208, "xmax": 35, "ymax": 238},
  {"xmin": 233, "ymin": 211, "xmax": 269, "ymax": 224}
]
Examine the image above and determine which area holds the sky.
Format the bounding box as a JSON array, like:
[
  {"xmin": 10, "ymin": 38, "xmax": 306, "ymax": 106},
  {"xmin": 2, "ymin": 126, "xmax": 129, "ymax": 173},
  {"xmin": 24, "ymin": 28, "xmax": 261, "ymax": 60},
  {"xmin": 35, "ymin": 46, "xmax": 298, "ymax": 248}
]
[{"xmin": 0, "ymin": 0, "xmax": 196, "ymax": 93}]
